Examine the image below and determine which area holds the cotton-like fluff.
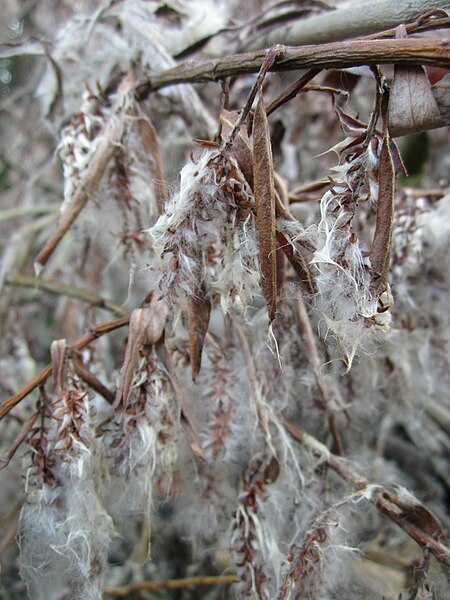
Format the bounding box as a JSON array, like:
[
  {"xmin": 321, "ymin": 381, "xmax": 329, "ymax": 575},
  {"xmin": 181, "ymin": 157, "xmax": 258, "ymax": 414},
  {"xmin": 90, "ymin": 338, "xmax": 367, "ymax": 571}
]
[
  {"xmin": 106, "ymin": 349, "xmax": 179, "ymax": 556},
  {"xmin": 19, "ymin": 366, "xmax": 113, "ymax": 600},
  {"xmin": 149, "ymin": 150, "xmax": 261, "ymax": 316},
  {"xmin": 310, "ymin": 136, "xmax": 392, "ymax": 369}
]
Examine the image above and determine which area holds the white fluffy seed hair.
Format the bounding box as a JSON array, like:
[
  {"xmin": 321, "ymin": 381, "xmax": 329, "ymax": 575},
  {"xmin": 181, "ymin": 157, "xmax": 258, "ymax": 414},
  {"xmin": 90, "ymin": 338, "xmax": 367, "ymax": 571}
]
[
  {"xmin": 19, "ymin": 466, "xmax": 114, "ymax": 600},
  {"xmin": 149, "ymin": 150, "xmax": 261, "ymax": 315},
  {"xmin": 310, "ymin": 165, "xmax": 391, "ymax": 369}
]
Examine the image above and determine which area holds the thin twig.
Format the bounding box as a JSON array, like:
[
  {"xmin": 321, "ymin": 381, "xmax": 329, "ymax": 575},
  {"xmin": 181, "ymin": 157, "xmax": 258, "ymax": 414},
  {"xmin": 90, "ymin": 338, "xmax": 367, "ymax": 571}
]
[
  {"xmin": 103, "ymin": 574, "xmax": 238, "ymax": 596},
  {"xmin": 71, "ymin": 352, "xmax": 115, "ymax": 405},
  {"xmin": 0, "ymin": 316, "xmax": 130, "ymax": 420},
  {"xmin": 221, "ymin": 45, "xmax": 283, "ymax": 153},
  {"xmin": 266, "ymin": 68, "xmax": 321, "ymax": 116},
  {"xmin": 5, "ymin": 274, "xmax": 127, "ymax": 317},
  {"xmin": 0, "ymin": 204, "xmax": 59, "ymax": 224},
  {"xmin": 0, "ymin": 412, "xmax": 38, "ymax": 469}
]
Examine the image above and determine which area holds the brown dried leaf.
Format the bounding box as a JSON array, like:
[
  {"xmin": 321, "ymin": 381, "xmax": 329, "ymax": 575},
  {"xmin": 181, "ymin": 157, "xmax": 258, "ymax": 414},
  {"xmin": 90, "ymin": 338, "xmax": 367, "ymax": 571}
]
[
  {"xmin": 370, "ymin": 136, "xmax": 395, "ymax": 296},
  {"xmin": 134, "ymin": 105, "xmax": 167, "ymax": 215},
  {"xmin": 114, "ymin": 308, "xmax": 153, "ymax": 410},
  {"xmin": 188, "ymin": 291, "xmax": 211, "ymax": 381},
  {"xmin": 145, "ymin": 294, "xmax": 169, "ymax": 345},
  {"xmin": 192, "ymin": 138, "xmax": 221, "ymax": 150},
  {"xmin": 252, "ymin": 94, "xmax": 277, "ymax": 322},
  {"xmin": 220, "ymin": 110, "xmax": 254, "ymax": 186},
  {"xmin": 389, "ymin": 65, "xmax": 445, "ymax": 137}
]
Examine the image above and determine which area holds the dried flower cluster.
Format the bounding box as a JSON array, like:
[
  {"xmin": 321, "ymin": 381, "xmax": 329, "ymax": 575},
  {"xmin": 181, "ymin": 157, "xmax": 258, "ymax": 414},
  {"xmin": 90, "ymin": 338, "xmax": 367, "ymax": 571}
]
[{"xmin": 1, "ymin": 1, "xmax": 450, "ymax": 599}]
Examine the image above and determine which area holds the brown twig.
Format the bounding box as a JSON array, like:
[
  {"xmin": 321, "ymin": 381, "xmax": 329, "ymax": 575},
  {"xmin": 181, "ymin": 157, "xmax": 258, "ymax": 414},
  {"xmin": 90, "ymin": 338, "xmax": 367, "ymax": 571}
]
[
  {"xmin": 0, "ymin": 411, "xmax": 38, "ymax": 469},
  {"xmin": 103, "ymin": 574, "xmax": 238, "ymax": 596},
  {"xmin": 0, "ymin": 315, "xmax": 130, "ymax": 420},
  {"xmin": 221, "ymin": 45, "xmax": 283, "ymax": 153},
  {"xmin": 71, "ymin": 352, "xmax": 115, "ymax": 405},
  {"xmin": 135, "ymin": 38, "xmax": 450, "ymax": 101},
  {"xmin": 266, "ymin": 68, "xmax": 321, "ymax": 116}
]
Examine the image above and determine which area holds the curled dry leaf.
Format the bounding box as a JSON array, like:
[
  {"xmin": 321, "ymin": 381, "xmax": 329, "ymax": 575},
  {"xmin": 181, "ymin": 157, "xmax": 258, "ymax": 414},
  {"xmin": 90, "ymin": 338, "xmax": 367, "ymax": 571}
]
[
  {"xmin": 145, "ymin": 294, "xmax": 169, "ymax": 345},
  {"xmin": 114, "ymin": 308, "xmax": 154, "ymax": 410},
  {"xmin": 389, "ymin": 65, "xmax": 446, "ymax": 137},
  {"xmin": 133, "ymin": 105, "xmax": 167, "ymax": 215},
  {"xmin": 252, "ymin": 94, "xmax": 277, "ymax": 322}
]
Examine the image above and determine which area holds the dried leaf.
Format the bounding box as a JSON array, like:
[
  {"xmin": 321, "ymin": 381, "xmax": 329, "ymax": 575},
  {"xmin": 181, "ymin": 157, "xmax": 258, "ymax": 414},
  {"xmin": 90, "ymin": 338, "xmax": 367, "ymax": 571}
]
[
  {"xmin": 252, "ymin": 94, "xmax": 277, "ymax": 322},
  {"xmin": 145, "ymin": 295, "xmax": 169, "ymax": 345},
  {"xmin": 389, "ymin": 65, "xmax": 445, "ymax": 137},
  {"xmin": 114, "ymin": 308, "xmax": 153, "ymax": 410},
  {"xmin": 370, "ymin": 136, "xmax": 395, "ymax": 296},
  {"xmin": 134, "ymin": 105, "xmax": 167, "ymax": 215},
  {"xmin": 187, "ymin": 291, "xmax": 211, "ymax": 381},
  {"xmin": 192, "ymin": 138, "xmax": 221, "ymax": 150}
]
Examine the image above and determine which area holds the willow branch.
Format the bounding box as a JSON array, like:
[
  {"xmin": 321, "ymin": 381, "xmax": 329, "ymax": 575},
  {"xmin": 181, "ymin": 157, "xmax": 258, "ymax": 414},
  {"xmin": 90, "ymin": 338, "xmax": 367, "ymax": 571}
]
[
  {"xmin": 103, "ymin": 574, "xmax": 238, "ymax": 596},
  {"xmin": 0, "ymin": 315, "xmax": 130, "ymax": 420},
  {"xmin": 283, "ymin": 419, "xmax": 450, "ymax": 576},
  {"xmin": 135, "ymin": 38, "xmax": 450, "ymax": 101},
  {"xmin": 5, "ymin": 273, "xmax": 127, "ymax": 317},
  {"xmin": 246, "ymin": 0, "xmax": 450, "ymax": 49}
]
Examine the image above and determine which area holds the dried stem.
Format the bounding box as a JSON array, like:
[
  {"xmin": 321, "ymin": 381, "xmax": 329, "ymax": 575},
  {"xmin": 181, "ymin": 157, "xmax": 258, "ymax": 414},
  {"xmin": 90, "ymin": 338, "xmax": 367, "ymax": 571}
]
[
  {"xmin": 5, "ymin": 273, "xmax": 127, "ymax": 317},
  {"xmin": 0, "ymin": 315, "xmax": 130, "ymax": 420},
  {"xmin": 0, "ymin": 411, "xmax": 38, "ymax": 469},
  {"xmin": 135, "ymin": 38, "xmax": 450, "ymax": 101},
  {"xmin": 103, "ymin": 574, "xmax": 237, "ymax": 596}
]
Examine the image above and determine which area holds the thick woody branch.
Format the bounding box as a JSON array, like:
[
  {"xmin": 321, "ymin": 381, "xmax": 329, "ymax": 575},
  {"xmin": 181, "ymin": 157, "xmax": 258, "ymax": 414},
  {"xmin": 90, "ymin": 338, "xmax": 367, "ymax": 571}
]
[
  {"xmin": 247, "ymin": 0, "xmax": 450, "ymax": 49},
  {"xmin": 135, "ymin": 38, "xmax": 450, "ymax": 101}
]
